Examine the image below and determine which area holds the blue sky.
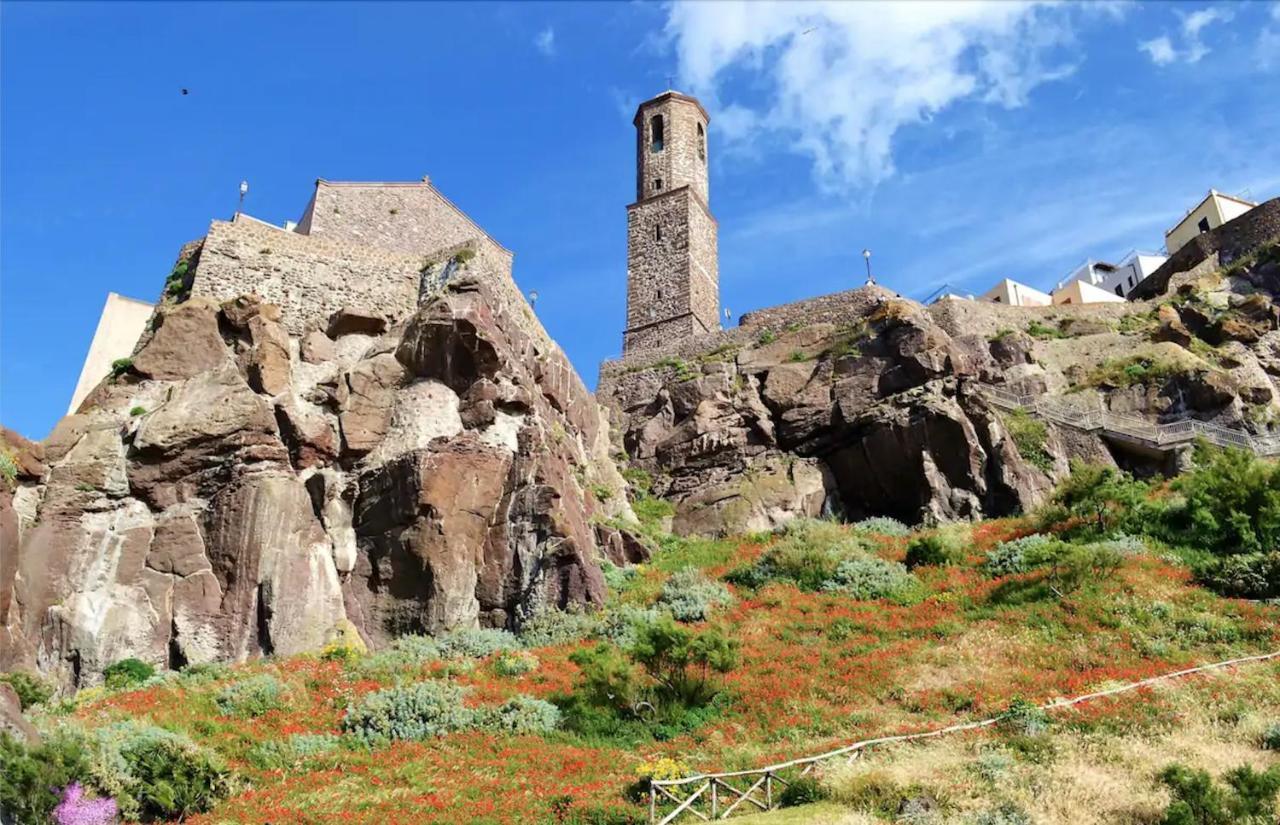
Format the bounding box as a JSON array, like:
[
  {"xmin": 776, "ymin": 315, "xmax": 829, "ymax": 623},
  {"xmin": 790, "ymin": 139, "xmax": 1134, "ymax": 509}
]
[{"xmin": 2, "ymin": 1, "xmax": 1279, "ymax": 439}]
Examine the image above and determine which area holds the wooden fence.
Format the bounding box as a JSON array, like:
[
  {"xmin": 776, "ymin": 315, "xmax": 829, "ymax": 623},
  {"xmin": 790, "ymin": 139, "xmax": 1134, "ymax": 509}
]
[{"xmin": 648, "ymin": 649, "xmax": 1280, "ymax": 823}]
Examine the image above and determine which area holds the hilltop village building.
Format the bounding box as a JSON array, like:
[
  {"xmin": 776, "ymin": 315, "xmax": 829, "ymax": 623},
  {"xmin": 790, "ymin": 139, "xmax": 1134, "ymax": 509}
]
[{"xmin": 1164, "ymin": 189, "xmax": 1258, "ymax": 255}]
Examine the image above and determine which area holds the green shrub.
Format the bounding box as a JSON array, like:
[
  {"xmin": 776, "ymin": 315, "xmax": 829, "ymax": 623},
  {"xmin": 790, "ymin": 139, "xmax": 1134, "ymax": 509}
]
[
  {"xmin": 1003, "ymin": 408, "xmax": 1052, "ymax": 471},
  {"xmin": 997, "ymin": 698, "xmax": 1049, "ymax": 737},
  {"xmin": 176, "ymin": 662, "xmax": 230, "ymax": 686},
  {"xmin": 970, "ymin": 802, "xmax": 1034, "ymax": 825},
  {"xmin": 0, "ymin": 731, "xmax": 92, "ymax": 823},
  {"xmin": 985, "ymin": 534, "xmax": 1057, "ymax": 576},
  {"xmin": 247, "ymin": 733, "xmax": 342, "ymax": 770},
  {"xmin": 904, "ymin": 534, "xmax": 964, "ymax": 570},
  {"xmin": 492, "ymin": 650, "xmax": 539, "ymax": 677},
  {"xmin": 657, "ymin": 568, "xmax": 734, "ymax": 622},
  {"xmin": 732, "ymin": 519, "xmax": 873, "ymax": 591},
  {"xmin": 102, "ymin": 658, "xmax": 155, "ymax": 690},
  {"xmin": 1026, "ymin": 319, "xmax": 1066, "ymax": 340},
  {"xmin": 1168, "ymin": 445, "xmax": 1280, "ymax": 557},
  {"xmin": 1089, "ymin": 354, "xmax": 1186, "ymax": 389},
  {"xmin": 0, "ymin": 450, "xmax": 17, "ymax": 488},
  {"xmin": 0, "ymin": 671, "xmax": 55, "ymax": 710},
  {"xmin": 341, "ymin": 680, "xmax": 474, "ymax": 746},
  {"xmin": 474, "ymin": 695, "xmax": 561, "ymax": 734},
  {"xmin": 778, "ymin": 775, "xmax": 827, "ymax": 807},
  {"xmin": 1262, "ymin": 723, "xmax": 1280, "ymax": 751},
  {"xmin": 129, "ymin": 406, "xmax": 147, "ymax": 417},
  {"xmin": 1046, "ymin": 461, "xmax": 1147, "ymax": 537},
  {"xmin": 87, "ymin": 721, "xmax": 234, "ymax": 821},
  {"xmin": 757, "ymin": 329, "xmax": 777, "ymax": 345},
  {"xmin": 436, "ymin": 627, "xmax": 519, "ymax": 660},
  {"xmin": 518, "ymin": 609, "xmax": 600, "ymax": 648},
  {"xmin": 108, "ymin": 358, "xmax": 133, "ymax": 381},
  {"xmin": 214, "ymin": 674, "xmax": 287, "ymax": 719},
  {"xmin": 633, "ymin": 495, "xmax": 675, "ymax": 530},
  {"xmin": 1197, "ymin": 552, "xmax": 1280, "ymax": 599},
  {"xmin": 1157, "ymin": 762, "xmax": 1280, "ymax": 824},
  {"xmin": 596, "ymin": 604, "xmax": 667, "ymax": 650},
  {"xmin": 821, "ymin": 556, "xmax": 918, "ymax": 601},
  {"xmin": 850, "ymin": 516, "xmax": 912, "ymax": 537}
]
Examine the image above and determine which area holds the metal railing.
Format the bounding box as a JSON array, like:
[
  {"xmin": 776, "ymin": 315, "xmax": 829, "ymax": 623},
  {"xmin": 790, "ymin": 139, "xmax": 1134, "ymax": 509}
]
[{"xmin": 982, "ymin": 387, "xmax": 1280, "ymax": 456}]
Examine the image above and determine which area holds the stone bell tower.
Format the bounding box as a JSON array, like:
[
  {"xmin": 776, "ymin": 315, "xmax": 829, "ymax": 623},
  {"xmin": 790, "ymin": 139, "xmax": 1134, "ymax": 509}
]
[{"xmin": 622, "ymin": 91, "xmax": 719, "ymax": 353}]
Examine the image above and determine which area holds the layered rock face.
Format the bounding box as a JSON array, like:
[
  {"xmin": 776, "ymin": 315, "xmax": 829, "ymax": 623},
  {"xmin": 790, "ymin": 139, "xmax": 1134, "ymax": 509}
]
[
  {"xmin": 1, "ymin": 274, "xmax": 630, "ymax": 685},
  {"xmin": 599, "ymin": 266, "xmax": 1280, "ymax": 536}
]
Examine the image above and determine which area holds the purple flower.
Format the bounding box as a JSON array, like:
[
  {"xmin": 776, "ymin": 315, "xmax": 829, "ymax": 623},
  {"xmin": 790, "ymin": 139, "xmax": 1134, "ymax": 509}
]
[{"xmin": 53, "ymin": 783, "xmax": 117, "ymax": 825}]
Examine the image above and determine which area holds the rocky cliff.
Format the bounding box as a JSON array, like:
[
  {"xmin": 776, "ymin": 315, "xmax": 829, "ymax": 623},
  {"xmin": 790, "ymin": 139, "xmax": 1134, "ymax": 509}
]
[
  {"xmin": 599, "ymin": 231, "xmax": 1280, "ymax": 536},
  {"xmin": 0, "ymin": 272, "xmax": 634, "ymax": 686}
]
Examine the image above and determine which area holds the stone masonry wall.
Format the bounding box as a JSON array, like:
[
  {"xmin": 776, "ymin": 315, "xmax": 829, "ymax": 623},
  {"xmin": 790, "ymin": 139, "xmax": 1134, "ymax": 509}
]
[
  {"xmin": 687, "ymin": 194, "xmax": 719, "ymax": 334},
  {"xmin": 299, "ymin": 180, "xmax": 514, "ymax": 269},
  {"xmin": 635, "ymin": 93, "xmax": 709, "ymax": 205},
  {"xmin": 1131, "ymin": 197, "xmax": 1280, "ymax": 300},
  {"xmin": 190, "ymin": 216, "xmax": 428, "ymax": 334}
]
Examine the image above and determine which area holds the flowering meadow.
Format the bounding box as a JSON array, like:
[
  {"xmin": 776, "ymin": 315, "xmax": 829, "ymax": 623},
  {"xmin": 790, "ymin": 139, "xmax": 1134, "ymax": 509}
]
[{"xmin": 7, "ymin": 507, "xmax": 1268, "ymax": 824}]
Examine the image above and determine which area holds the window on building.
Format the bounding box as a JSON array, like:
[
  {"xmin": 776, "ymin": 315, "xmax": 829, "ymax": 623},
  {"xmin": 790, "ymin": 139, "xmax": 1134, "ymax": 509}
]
[
  {"xmin": 651, "ymin": 115, "xmax": 665, "ymax": 152},
  {"xmin": 1115, "ymin": 285, "xmax": 1123, "ymax": 296},
  {"xmin": 1198, "ymin": 217, "xmax": 1211, "ymax": 233},
  {"xmin": 654, "ymin": 178, "xmax": 663, "ymax": 192},
  {"xmin": 697, "ymin": 123, "xmax": 705, "ymax": 162},
  {"xmin": 655, "ymin": 224, "xmax": 663, "ymax": 241},
  {"xmin": 993, "ymin": 296, "xmax": 1002, "ymax": 303}
]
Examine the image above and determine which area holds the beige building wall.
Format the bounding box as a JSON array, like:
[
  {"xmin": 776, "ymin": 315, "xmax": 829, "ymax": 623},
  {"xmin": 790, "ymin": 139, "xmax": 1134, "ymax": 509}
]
[
  {"xmin": 68, "ymin": 293, "xmax": 154, "ymax": 413},
  {"xmin": 1165, "ymin": 190, "xmax": 1257, "ymax": 254},
  {"xmin": 1051, "ymin": 279, "xmax": 1126, "ymax": 305},
  {"xmin": 979, "ymin": 279, "xmax": 1051, "ymax": 307}
]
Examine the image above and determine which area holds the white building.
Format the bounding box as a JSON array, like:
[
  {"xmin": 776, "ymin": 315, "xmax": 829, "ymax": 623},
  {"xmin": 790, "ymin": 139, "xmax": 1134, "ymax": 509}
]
[
  {"xmin": 1052, "ymin": 279, "xmax": 1126, "ymax": 305},
  {"xmin": 68, "ymin": 292, "xmax": 154, "ymax": 413},
  {"xmin": 1055, "ymin": 250, "xmax": 1167, "ymax": 300},
  {"xmin": 1165, "ymin": 189, "xmax": 1257, "ymax": 255},
  {"xmin": 979, "ymin": 279, "xmax": 1052, "ymax": 307}
]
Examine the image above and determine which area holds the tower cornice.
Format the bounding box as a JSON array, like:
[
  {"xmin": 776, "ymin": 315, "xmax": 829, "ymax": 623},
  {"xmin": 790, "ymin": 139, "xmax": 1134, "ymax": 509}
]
[{"xmin": 632, "ymin": 91, "xmax": 711, "ymax": 126}]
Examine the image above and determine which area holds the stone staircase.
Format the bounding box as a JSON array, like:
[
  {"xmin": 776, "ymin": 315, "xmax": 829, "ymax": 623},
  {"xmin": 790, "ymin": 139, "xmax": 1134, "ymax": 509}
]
[{"xmin": 982, "ymin": 386, "xmax": 1280, "ymax": 457}]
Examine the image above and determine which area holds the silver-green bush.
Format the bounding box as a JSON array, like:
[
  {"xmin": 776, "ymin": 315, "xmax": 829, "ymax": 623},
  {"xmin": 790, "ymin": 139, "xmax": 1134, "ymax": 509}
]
[
  {"xmin": 214, "ymin": 674, "xmax": 286, "ymax": 719},
  {"xmin": 658, "ymin": 568, "xmax": 734, "ymax": 622},
  {"xmin": 821, "ymin": 557, "xmax": 917, "ymax": 601}
]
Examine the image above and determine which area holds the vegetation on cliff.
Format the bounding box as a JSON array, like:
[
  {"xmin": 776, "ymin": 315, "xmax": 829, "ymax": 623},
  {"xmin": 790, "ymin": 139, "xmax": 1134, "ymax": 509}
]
[{"xmin": 3, "ymin": 446, "xmax": 1280, "ymax": 823}]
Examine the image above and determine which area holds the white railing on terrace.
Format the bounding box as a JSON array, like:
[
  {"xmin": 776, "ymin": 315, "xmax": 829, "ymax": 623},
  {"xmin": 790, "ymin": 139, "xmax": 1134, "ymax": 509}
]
[{"xmin": 982, "ymin": 387, "xmax": 1280, "ymax": 455}]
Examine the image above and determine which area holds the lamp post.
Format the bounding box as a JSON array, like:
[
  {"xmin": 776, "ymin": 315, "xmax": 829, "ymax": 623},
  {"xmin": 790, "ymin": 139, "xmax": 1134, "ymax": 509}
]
[
  {"xmin": 723, "ymin": 307, "xmax": 731, "ymax": 327},
  {"xmin": 238, "ymin": 180, "xmax": 249, "ymax": 214},
  {"xmin": 528, "ymin": 290, "xmax": 539, "ymax": 310},
  {"xmin": 862, "ymin": 248, "xmax": 874, "ymax": 285}
]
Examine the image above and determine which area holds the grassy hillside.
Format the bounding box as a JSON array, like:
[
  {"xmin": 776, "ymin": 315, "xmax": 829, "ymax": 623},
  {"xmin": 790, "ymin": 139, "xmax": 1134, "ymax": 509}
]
[{"xmin": 4, "ymin": 450, "xmax": 1280, "ymax": 824}]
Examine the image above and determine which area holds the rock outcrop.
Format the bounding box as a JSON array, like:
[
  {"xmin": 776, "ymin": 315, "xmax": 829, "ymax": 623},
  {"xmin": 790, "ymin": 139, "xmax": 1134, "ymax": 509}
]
[{"xmin": 1, "ymin": 273, "xmax": 631, "ymax": 686}]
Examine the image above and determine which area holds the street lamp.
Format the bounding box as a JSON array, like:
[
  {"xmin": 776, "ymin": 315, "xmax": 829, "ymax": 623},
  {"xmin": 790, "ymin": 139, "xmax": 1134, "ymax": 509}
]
[
  {"xmin": 862, "ymin": 248, "xmax": 874, "ymax": 285},
  {"xmin": 238, "ymin": 180, "xmax": 249, "ymax": 214},
  {"xmin": 723, "ymin": 307, "xmax": 731, "ymax": 326},
  {"xmin": 528, "ymin": 289, "xmax": 539, "ymax": 310}
]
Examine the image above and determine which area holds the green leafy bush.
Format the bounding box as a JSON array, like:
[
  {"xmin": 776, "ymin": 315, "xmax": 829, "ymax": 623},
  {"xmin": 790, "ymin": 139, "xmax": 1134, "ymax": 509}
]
[
  {"xmin": 1157, "ymin": 762, "xmax": 1280, "ymax": 824},
  {"xmin": 108, "ymin": 357, "xmax": 133, "ymax": 381},
  {"xmin": 1262, "ymin": 723, "xmax": 1280, "ymax": 752},
  {"xmin": 518, "ymin": 609, "xmax": 600, "ymax": 647},
  {"xmin": 985, "ymin": 534, "xmax": 1058, "ymax": 576},
  {"xmin": 474, "ymin": 695, "xmax": 561, "ymax": 734},
  {"xmin": 129, "ymin": 406, "xmax": 147, "ymax": 417},
  {"xmin": 1168, "ymin": 446, "xmax": 1280, "ymax": 557},
  {"xmin": 1197, "ymin": 552, "xmax": 1280, "ymax": 600},
  {"xmin": 0, "ymin": 731, "xmax": 91, "ymax": 823},
  {"xmin": 1003, "ymin": 408, "xmax": 1052, "ymax": 471},
  {"xmin": 596, "ymin": 604, "xmax": 667, "ymax": 650},
  {"xmin": 1044, "ymin": 461, "xmax": 1147, "ymax": 537},
  {"xmin": 756, "ymin": 329, "xmax": 777, "ymax": 345},
  {"xmin": 729, "ymin": 519, "xmax": 873, "ymax": 591},
  {"xmin": 850, "ymin": 516, "xmax": 912, "ymax": 537},
  {"xmin": 341, "ymin": 680, "xmax": 474, "ymax": 746},
  {"xmin": 657, "ymin": 568, "xmax": 734, "ymax": 622},
  {"xmin": 778, "ymin": 775, "xmax": 827, "ymax": 807},
  {"xmin": 997, "ymin": 698, "xmax": 1049, "ymax": 737},
  {"xmin": 102, "ymin": 658, "xmax": 155, "ymax": 690},
  {"xmin": 176, "ymin": 662, "xmax": 230, "ymax": 686},
  {"xmin": 0, "ymin": 450, "xmax": 17, "ymax": 488},
  {"xmin": 214, "ymin": 674, "xmax": 287, "ymax": 719},
  {"xmin": 0, "ymin": 671, "xmax": 55, "ymax": 710},
  {"xmin": 87, "ymin": 721, "xmax": 234, "ymax": 821},
  {"xmin": 904, "ymin": 534, "xmax": 965, "ymax": 570},
  {"xmin": 492, "ymin": 650, "xmax": 539, "ymax": 677},
  {"xmin": 247, "ymin": 733, "xmax": 342, "ymax": 770},
  {"xmin": 821, "ymin": 556, "xmax": 918, "ymax": 601},
  {"xmin": 436, "ymin": 627, "xmax": 519, "ymax": 660}
]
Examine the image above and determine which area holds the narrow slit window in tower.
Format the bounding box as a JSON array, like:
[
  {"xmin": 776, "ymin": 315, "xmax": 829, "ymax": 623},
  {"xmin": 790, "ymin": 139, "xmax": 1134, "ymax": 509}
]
[
  {"xmin": 651, "ymin": 115, "xmax": 665, "ymax": 152},
  {"xmin": 697, "ymin": 123, "xmax": 705, "ymax": 162},
  {"xmin": 655, "ymin": 224, "xmax": 663, "ymax": 241},
  {"xmin": 654, "ymin": 178, "xmax": 663, "ymax": 192}
]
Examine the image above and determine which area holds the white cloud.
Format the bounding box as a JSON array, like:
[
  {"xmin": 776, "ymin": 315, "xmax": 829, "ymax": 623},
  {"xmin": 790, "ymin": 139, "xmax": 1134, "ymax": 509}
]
[
  {"xmin": 663, "ymin": 1, "xmax": 1087, "ymax": 192},
  {"xmin": 1138, "ymin": 36, "xmax": 1177, "ymax": 65},
  {"xmin": 1139, "ymin": 6, "xmax": 1233, "ymax": 65},
  {"xmin": 534, "ymin": 26, "xmax": 556, "ymax": 57}
]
